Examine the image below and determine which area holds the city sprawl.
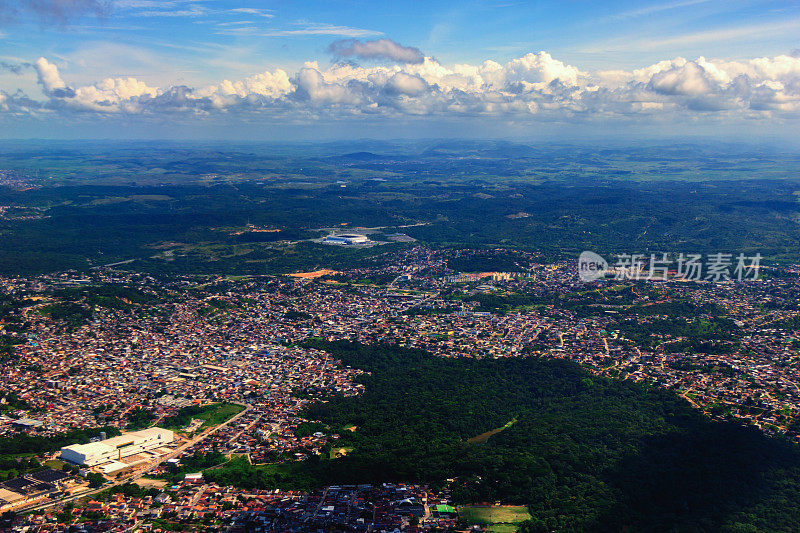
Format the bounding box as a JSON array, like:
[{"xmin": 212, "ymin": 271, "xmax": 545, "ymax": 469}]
[{"xmin": 3, "ymin": 246, "xmax": 800, "ymax": 530}]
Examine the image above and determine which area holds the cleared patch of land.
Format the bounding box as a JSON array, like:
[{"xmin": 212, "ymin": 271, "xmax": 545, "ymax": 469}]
[
  {"xmin": 467, "ymin": 418, "xmax": 516, "ymax": 444},
  {"xmin": 485, "ymin": 525, "xmax": 520, "ymax": 533},
  {"xmin": 460, "ymin": 505, "xmax": 532, "ymax": 530},
  {"xmin": 329, "ymin": 446, "xmax": 353, "ymax": 459},
  {"xmin": 288, "ymin": 269, "xmax": 339, "ymax": 279},
  {"xmin": 134, "ymin": 478, "xmax": 167, "ymax": 489},
  {"xmin": 89, "ymin": 195, "xmax": 172, "ymax": 205},
  {"xmin": 162, "ymin": 402, "xmax": 244, "ymax": 432},
  {"xmin": 44, "ymin": 459, "xmax": 66, "ymax": 469}
]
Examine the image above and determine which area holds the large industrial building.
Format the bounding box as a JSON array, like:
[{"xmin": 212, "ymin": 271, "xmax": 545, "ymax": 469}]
[
  {"xmin": 60, "ymin": 427, "xmax": 174, "ymax": 467},
  {"xmin": 322, "ymin": 234, "xmax": 369, "ymax": 245}
]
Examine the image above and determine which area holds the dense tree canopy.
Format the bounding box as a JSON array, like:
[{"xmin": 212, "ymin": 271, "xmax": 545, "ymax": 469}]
[{"xmin": 289, "ymin": 340, "xmax": 800, "ymax": 532}]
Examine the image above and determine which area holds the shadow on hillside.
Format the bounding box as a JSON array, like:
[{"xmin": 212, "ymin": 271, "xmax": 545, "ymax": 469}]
[{"xmin": 599, "ymin": 422, "xmax": 800, "ymax": 532}]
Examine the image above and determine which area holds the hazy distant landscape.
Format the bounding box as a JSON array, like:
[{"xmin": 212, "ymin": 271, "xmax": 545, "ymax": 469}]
[{"xmin": 1, "ymin": 140, "xmax": 800, "ymax": 276}]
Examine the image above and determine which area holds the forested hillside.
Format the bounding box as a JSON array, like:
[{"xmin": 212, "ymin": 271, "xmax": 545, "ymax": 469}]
[{"xmin": 288, "ymin": 340, "xmax": 800, "ymax": 532}]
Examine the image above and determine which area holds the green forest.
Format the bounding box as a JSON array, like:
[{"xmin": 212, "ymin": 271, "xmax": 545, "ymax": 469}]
[
  {"xmin": 0, "ymin": 426, "xmax": 120, "ymax": 456},
  {"xmin": 2, "ymin": 152, "xmax": 800, "ymax": 276},
  {"xmin": 205, "ymin": 340, "xmax": 800, "ymax": 532}
]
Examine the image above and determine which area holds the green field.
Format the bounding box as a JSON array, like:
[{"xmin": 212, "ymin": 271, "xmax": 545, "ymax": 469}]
[
  {"xmin": 460, "ymin": 505, "xmax": 532, "ymax": 529},
  {"xmin": 201, "ymin": 456, "xmax": 315, "ymax": 490},
  {"xmin": 161, "ymin": 402, "xmax": 244, "ymax": 431},
  {"xmin": 485, "ymin": 525, "xmax": 520, "ymax": 533},
  {"xmin": 200, "ymin": 403, "xmax": 245, "ymax": 429},
  {"xmin": 44, "ymin": 459, "xmax": 67, "ymax": 470}
]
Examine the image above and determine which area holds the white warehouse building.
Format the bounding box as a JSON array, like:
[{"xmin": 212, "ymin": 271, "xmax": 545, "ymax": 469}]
[
  {"xmin": 60, "ymin": 427, "xmax": 174, "ymax": 466},
  {"xmin": 322, "ymin": 234, "xmax": 369, "ymax": 245}
]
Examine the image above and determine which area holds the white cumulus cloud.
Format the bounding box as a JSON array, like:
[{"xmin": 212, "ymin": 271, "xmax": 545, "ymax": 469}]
[
  {"xmin": 5, "ymin": 49, "xmax": 799, "ymax": 123},
  {"xmin": 34, "ymin": 57, "xmax": 70, "ymax": 96}
]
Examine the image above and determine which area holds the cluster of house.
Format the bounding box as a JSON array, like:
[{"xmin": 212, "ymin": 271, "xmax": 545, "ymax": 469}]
[
  {"xmin": 0, "ymin": 271, "xmax": 366, "ymax": 448},
  {"xmin": 2, "ymin": 245, "xmax": 800, "ymax": 499},
  {"xmin": 0, "ymin": 169, "xmax": 38, "ymax": 191},
  {"xmin": 6, "ymin": 478, "xmax": 460, "ymax": 532}
]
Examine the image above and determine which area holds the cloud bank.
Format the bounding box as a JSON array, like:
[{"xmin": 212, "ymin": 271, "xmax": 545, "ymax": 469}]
[
  {"xmin": 3, "ymin": 49, "xmax": 800, "ymax": 126},
  {"xmin": 328, "ymin": 38, "xmax": 425, "ymax": 64}
]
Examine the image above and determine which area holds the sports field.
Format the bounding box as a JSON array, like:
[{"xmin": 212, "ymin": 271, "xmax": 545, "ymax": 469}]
[{"xmin": 460, "ymin": 505, "xmax": 532, "ymax": 529}]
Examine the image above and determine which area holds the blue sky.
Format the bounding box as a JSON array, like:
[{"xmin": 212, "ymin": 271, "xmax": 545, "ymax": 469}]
[{"xmin": 1, "ymin": 0, "xmax": 799, "ymax": 140}]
